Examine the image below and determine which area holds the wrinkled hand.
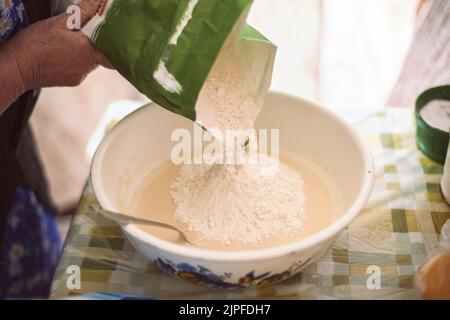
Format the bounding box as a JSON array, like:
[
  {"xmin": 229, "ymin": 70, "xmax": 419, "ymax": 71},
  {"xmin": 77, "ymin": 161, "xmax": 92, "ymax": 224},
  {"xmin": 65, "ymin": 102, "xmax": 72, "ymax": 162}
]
[{"xmin": 7, "ymin": 0, "xmax": 112, "ymax": 91}]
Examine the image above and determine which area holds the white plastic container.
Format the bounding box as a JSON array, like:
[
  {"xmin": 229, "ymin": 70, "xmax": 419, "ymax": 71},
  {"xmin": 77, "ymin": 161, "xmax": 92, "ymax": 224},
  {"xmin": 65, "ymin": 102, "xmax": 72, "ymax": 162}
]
[{"xmin": 441, "ymin": 136, "xmax": 450, "ymax": 205}]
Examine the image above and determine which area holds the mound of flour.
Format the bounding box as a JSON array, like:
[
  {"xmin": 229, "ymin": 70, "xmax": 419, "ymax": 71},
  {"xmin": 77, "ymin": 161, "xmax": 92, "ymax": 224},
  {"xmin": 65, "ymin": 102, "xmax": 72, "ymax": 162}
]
[
  {"xmin": 171, "ymin": 42, "xmax": 306, "ymax": 245},
  {"xmin": 171, "ymin": 156, "xmax": 306, "ymax": 244}
]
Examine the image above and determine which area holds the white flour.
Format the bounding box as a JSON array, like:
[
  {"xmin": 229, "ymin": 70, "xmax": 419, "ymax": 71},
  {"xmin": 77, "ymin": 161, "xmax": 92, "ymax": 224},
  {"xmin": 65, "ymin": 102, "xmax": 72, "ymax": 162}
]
[
  {"xmin": 420, "ymin": 100, "xmax": 450, "ymax": 132},
  {"xmin": 196, "ymin": 43, "xmax": 261, "ymax": 134},
  {"xmin": 171, "ymin": 157, "xmax": 306, "ymax": 244},
  {"xmin": 171, "ymin": 42, "xmax": 307, "ymax": 245}
]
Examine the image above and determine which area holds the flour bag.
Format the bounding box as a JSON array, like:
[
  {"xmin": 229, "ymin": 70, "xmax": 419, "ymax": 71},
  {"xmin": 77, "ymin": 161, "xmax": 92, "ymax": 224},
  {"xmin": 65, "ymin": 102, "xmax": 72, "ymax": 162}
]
[{"xmin": 83, "ymin": 0, "xmax": 276, "ymax": 122}]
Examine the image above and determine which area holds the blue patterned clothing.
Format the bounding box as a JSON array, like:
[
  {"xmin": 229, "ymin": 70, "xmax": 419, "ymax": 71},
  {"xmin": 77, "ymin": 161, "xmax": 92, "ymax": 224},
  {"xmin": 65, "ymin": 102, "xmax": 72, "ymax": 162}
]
[
  {"xmin": 0, "ymin": 0, "xmax": 28, "ymax": 43},
  {"xmin": 0, "ymin": 188, "xmax": 61, "ymax": 298},
  {"xmin": 0, "ymin": 0, "xmax": 61, "ymax": 299}
]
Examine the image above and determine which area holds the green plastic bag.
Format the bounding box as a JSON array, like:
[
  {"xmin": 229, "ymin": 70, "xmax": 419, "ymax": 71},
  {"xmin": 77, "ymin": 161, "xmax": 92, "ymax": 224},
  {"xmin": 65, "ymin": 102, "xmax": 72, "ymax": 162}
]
[{"xmin": 83, "ymin": 0, "xmax": 276, "ymax": 121}]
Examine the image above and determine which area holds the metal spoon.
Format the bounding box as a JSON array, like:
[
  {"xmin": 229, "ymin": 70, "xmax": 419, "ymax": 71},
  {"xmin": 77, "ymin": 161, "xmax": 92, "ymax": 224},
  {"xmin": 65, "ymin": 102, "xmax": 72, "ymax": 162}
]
[{"xmin": 89, "ymin": 205, "xmax": 194, "ymax": 246}]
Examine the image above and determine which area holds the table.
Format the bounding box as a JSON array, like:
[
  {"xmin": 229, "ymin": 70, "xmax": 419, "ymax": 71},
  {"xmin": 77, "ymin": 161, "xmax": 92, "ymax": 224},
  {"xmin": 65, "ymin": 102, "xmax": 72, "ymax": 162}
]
[{"xmin": 50, "ymin": 107, "xmax": 450, "ymax": 299}]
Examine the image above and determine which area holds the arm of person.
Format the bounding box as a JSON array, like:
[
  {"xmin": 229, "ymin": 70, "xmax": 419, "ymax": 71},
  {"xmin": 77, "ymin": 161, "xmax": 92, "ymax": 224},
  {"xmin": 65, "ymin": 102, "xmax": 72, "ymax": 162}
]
[
  {"xmin": 0, "ymin": 45, "xmax": 27, "ymax": 114},
  {"xmin": 0, "ymin": 0, "xmax": 111, "ymax": 115}
]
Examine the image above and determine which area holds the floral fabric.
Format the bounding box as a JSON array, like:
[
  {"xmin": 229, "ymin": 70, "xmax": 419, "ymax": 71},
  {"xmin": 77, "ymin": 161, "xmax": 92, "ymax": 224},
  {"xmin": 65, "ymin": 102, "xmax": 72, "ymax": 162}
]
[
  {"xmin": 0, "ymin": 188, "xmax": 61, "ymax": 299},
  {"xmin": 0, "ymin": 0, "xmax": 28, "ymax": 43}
]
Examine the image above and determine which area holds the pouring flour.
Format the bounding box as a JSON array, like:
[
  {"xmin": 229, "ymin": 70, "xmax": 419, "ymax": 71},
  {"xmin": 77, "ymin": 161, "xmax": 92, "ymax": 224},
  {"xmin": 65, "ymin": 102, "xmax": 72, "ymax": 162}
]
[
  {"xmin": 171, "ymin": 38, "xmax": 307, "ymax": 245},
  {"xmin": 84, "ymin": 0, "xmax": 309, "ymax": 245}
]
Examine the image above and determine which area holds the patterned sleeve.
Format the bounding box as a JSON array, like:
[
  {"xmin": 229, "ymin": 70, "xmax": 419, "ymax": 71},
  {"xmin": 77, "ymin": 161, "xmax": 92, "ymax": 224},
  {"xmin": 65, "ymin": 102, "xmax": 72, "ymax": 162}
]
[{"xmin": 0, "ymin": 0, "xmax": 29, "ymax": 44}]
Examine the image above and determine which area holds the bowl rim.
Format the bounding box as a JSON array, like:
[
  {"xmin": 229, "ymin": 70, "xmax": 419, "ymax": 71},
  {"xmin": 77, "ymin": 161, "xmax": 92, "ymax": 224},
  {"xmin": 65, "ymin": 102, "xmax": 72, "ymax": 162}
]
[{"xmin": 91, "ymin": 90, "xmax": 375, "ymax": 262}]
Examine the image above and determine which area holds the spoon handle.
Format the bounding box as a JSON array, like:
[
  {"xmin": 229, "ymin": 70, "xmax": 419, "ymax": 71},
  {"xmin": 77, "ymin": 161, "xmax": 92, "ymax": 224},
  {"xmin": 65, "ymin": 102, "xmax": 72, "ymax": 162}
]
[{"xmin": 89, "ymin": 205, "xmax": 193, "ymax": 245}]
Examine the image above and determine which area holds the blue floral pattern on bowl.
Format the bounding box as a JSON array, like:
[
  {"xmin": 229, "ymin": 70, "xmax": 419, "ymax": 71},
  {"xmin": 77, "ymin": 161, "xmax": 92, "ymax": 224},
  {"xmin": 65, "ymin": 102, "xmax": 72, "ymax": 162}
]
[{"xmin": 154, "ymin": 257, "xmax": 312, "ymax": 288}]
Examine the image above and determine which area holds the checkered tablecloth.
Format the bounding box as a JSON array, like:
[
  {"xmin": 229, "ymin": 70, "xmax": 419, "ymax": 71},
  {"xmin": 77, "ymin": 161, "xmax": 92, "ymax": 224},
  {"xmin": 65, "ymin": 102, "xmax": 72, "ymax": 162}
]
[{"xmin": 50, "ymin": 107, "xmax": 450, "ymax": 300}]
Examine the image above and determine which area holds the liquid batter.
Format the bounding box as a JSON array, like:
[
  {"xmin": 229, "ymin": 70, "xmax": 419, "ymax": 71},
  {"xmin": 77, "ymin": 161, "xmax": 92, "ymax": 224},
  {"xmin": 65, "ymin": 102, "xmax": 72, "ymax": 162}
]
[{"xmin": 117, "ymin": 152, "xmax": 345, "ymax": 251}]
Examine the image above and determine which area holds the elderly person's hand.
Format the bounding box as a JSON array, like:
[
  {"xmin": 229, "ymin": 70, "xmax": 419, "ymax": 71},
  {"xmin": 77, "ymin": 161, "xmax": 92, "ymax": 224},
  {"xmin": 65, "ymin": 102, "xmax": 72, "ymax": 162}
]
[{"xmin": 0, "ymin": 0, "xmax": 112, "ymax": 113}]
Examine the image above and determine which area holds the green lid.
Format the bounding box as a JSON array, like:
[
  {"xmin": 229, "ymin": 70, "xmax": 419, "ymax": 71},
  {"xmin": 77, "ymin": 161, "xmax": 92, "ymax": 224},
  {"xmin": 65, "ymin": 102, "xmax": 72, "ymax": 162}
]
[{"xmin": 415, "ymin": 85, "xmax": 450, "ymax": 165}]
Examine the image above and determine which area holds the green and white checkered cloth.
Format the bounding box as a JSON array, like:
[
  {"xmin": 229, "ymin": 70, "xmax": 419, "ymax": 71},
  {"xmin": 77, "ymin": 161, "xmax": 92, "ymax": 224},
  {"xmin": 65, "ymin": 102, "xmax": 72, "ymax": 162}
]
[{"xmin": 50, "ymin": 108, "xmax": 450, "ymax": 300}]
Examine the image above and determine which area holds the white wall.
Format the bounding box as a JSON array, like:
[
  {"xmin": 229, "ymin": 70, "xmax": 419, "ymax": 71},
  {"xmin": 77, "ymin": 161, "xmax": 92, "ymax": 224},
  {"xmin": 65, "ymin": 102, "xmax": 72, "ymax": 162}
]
[
  {"xmin": 248, "ymin": 0, "xmax": 418, "ymax": 111},
  {"xmin": 248, "ymin": 0, "xmax": 322, "ymax": 101},
  {"xmin": 319, "ymin": 0, "xmax": 418, "ymax": 111}
]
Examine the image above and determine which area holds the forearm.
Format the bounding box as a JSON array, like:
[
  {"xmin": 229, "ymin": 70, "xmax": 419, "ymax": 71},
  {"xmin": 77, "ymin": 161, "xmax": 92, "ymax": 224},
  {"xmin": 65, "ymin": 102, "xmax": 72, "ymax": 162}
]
[
  {"xmin": 0, "ymin": 46, "xmax": 28, "ymax": 116},
  {"xmin": 0, "ymin": 0, "xmax": 110, "ymax": 116}
]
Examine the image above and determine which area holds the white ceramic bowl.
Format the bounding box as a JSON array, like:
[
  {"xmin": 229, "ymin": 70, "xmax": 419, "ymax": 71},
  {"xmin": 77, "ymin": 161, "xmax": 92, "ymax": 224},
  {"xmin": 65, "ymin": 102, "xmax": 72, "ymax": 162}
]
[{"xmin": 91, "ymin": 91, "xmax": 374, "ymax": 288}]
